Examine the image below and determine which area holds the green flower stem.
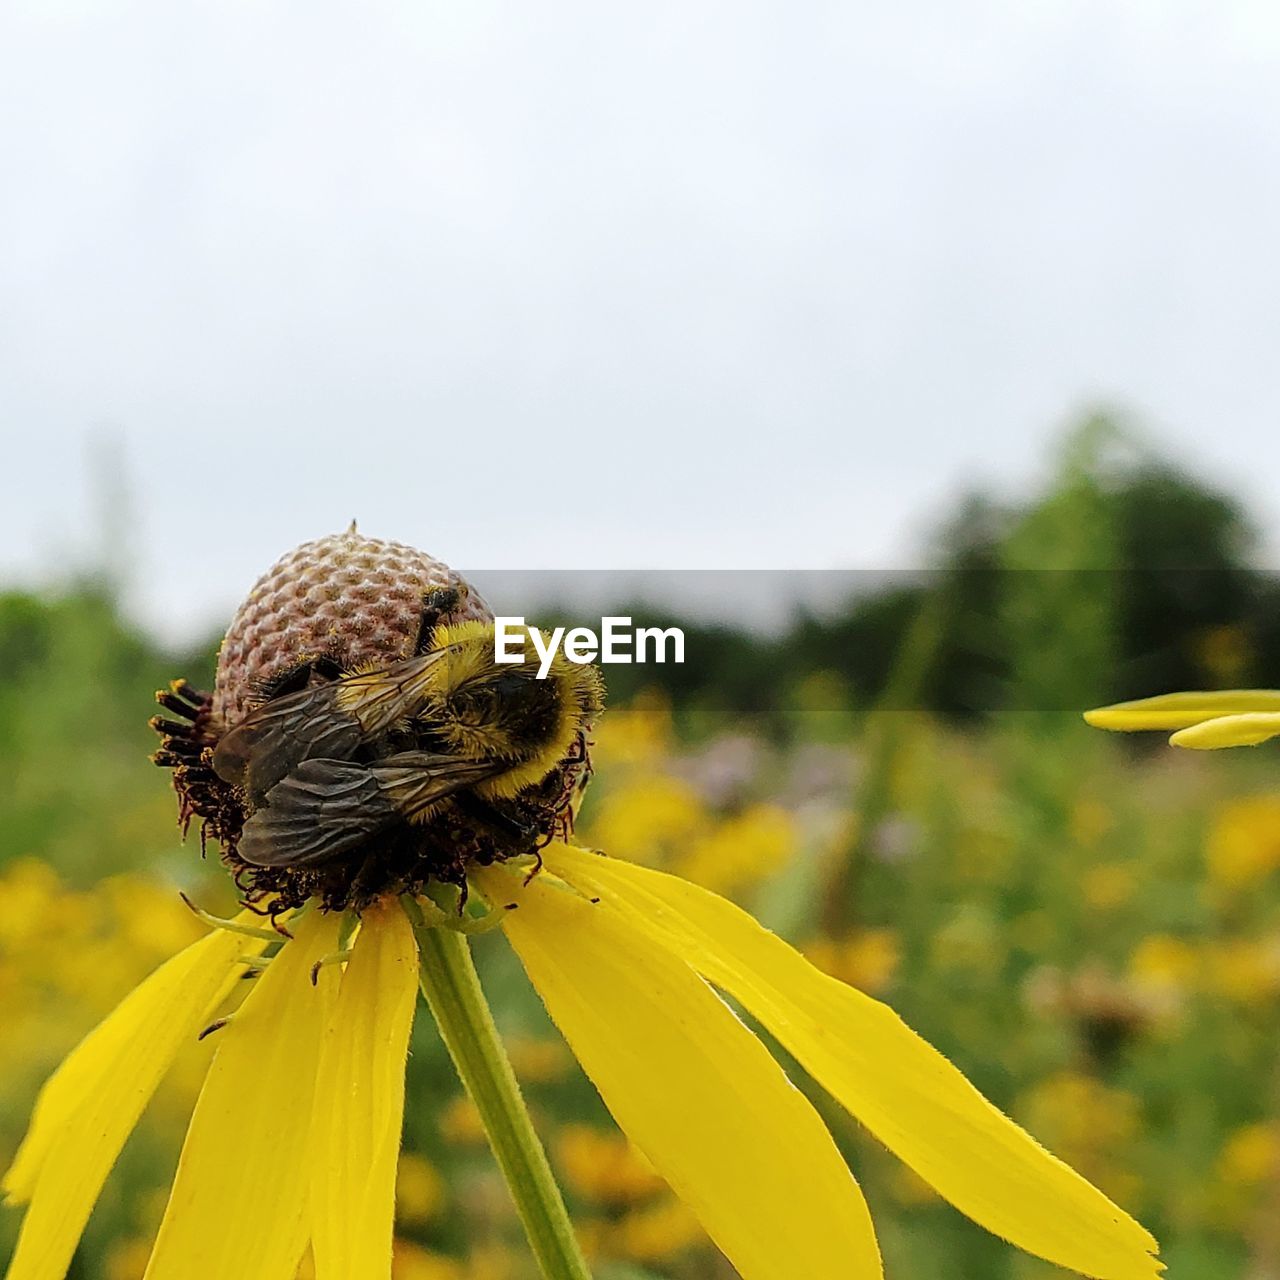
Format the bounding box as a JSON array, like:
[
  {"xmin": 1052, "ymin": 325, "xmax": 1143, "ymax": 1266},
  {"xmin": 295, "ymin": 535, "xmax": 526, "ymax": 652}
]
[{"xmin": 413, "ymin": 921, "xmax": 593, "ymax": 1280}]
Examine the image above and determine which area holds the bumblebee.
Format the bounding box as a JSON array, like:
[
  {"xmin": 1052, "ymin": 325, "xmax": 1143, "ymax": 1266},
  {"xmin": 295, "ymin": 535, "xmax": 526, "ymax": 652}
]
[{"xmin": 151, "ymin": 591, "xmax": 603, "ymax": 913}]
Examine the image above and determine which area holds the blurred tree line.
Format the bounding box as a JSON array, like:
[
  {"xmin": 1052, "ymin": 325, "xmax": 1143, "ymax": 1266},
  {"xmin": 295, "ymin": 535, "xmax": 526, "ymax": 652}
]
[
  {"xmin": 594, "ymin": 416, "xmax": 1280, "ymax": 723},
  {"xmin": 2, "ymin": 413, "xmax": 1277, "ymax": 833}
]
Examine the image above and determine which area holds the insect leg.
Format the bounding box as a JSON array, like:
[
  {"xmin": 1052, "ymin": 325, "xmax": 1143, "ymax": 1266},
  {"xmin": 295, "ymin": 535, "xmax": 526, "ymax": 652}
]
[
  {"xmin": 412, "ymin": 586, "xmax": 464, "ymax": 655},
  {"xmin": 452, "ymin": 790, "xmax": 538, "ymax": 842},
  {"xmin": 310, "ymin": 949, "xmax": 353, "ymax": 986},
  {"xmin": 251, "ymin": 653, "xmax": 345, "ymax": 702}
]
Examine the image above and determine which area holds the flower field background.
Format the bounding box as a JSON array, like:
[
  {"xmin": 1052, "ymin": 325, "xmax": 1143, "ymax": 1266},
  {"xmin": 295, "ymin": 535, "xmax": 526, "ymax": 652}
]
[{"xmin": 5, "ymin": 423, "xmax": 1280, "ymax": 1278}]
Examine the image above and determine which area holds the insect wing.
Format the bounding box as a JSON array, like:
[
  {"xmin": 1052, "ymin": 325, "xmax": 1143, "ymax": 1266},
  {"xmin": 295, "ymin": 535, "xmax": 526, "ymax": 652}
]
[
  {"xmin": 211, "ymin": 686, "xmax": 363, "ymax": 800},
  {"xmin": 238, "ymin": 758, "xmax": 394, "ymax": 868},
  {"xmin": 237, "ymin": 751, "xmax": 503, "ymax": 869},
  {"xmin": 336, "ymin": 652, "xmax": 446, "ymax": 737},
  {"xmin": 368, "ymin": 751, "xmax": 500, "ymax": 816}
]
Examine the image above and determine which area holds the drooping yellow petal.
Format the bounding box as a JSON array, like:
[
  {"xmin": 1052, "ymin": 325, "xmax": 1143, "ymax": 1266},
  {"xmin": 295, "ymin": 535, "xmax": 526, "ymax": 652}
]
[
  {"xmin": 310, "ymin": 901, "xmax": 418, "ymax": 1280},
  {"xmin": 1170, "ymin": 713, "xmax": 1280, "ymax": 750},
  {"xmin": 144, "ymin": 910, "xmax": 342, "ymax": 1280},
  {"xmin": 1083, "ymin": 689, "xmax": 1280, "ymax": 732},
  {"xmin": 473, "ymin": 865, "xmax": 883, "ymax": 1280},
  {"xmin": 543, "ymin": 845, "xmax": 1162, "ymax": 1280},
  {"xmin": 3, "ymin": 919, "xmax": 268, "ymax": 1280}
]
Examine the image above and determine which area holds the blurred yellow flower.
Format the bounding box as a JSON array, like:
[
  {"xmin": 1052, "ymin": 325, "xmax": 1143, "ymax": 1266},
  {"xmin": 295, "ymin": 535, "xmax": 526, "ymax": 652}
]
[
  {"xmin": 1205, "ymin": 937, "xmax": 1280, "ymax": 1005},
  {"xmin": 588, "ymin": 691, "xmax": 675, "ymax": 768},
  {"xmin": 1206, "ymin": 796, "xmax": 1280, "ymax": 891},
  {"xmin": 1129, "ymin": 935, "xmax": 1198, "ymax": 1001},
  {"xmin": 503, "ymin": 1035, "xmax": 573, "ymax": 1085},
  {"xmin": 100, "ymin": 875, "xmax": 207, "ymax": 960},
  {"xmin": 677, "ymin": 803, "xmax": 794, "ymax": 895},
  {"xmin": 1083, "ymin": 863, "xmax": 1138, "ymax": 912},
  {"xmin": 458, "ymin": 1243, "xmax": 520, "ymax": 1280},
  {"xmin": 1207, "ymin": 1122, "xmax": 1279, "ymax": 1230},
  {"xmin": 805, "ymin": 929, "xmax": 900, "ymax": 995},
  {"xmin": 1196, "ymin": 626, "xmax": 1251, "ymax": 685},
  {"xmin": 439, "ymin": 1094, "xmax": 489, "ymax": 1147},
  {"xmin": 554, "ymin": 1125, "xmax": 664, "ymax": 1206},
  {"xmin": 930, "ymin": 906, "xmax": 1003, "ymax": 978},
  {"xmin": 887, "ymin": 1161, "xmax": 943, "ymax": 1209},
  {"xmin": 395, "ymin": 1154, "xmax": 446, "ymax": 1227},
  {"xmin": 0, "ymin": 860, "xmax": 64, "ymax": 950},
  {"xmin": 1216, "ymin": 1122, "xmax": 1278, "ymax": 1188},
  {"xmin": 390, "ymin": 1242, "xmax": 463, "ymax": 1280},
  {"xmin": 1018, "ymin": 1072, "xmax": 1144, "ymax": 1209},
  {"xmin": 609, "ymin": 1195, "xmax": 705, "ymax": 1262},
  {"xmin": 583, "ymin": 775, "xmax": 706, "ymax": 868},
  {"xmin": 103, "ymin": 1236, "xmax": 152, "ymax": 1280},
  {"xmin": 582, "ymin": 769, "xmax": 797, "ymax": 894},
  {"xmin": 1071, "ymin": 799, "xmax": 1115, "ymax": 849}
]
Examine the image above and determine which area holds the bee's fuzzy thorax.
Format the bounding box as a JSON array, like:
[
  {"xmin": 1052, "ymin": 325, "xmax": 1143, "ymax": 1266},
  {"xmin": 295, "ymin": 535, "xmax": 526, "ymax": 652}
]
[
  {"xmin": 477, "ymin": 658, "xmax": 603, "ymax": 799},
  {"xmin": 426, "ymin": 622, "xmax": 604, "ymax": 798}
]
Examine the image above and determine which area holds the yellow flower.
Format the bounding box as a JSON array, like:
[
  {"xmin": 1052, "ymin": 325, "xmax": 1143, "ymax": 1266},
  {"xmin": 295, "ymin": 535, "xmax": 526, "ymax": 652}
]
[
  {"xmin": 5, "ymin": 533, "xmax": 1162, "ymax": 1280},
  {"xmin": 473, "ymin": 844, "xmax": 1160, "ymax": 1280},
  {"xmin": 3, "ymin": 843, "xmax": 1164, "ymax": 1280},
  {"xmin": 4, "ymin": 899, "xmax": 418, "ymax": 1280},
  {"xmin": 583, "ymin": 770, "xmax": 795, "ymax": 894},
  {"xmin": 1084, "ymin": 688, "xmax": 1280, "ymax": 749}
]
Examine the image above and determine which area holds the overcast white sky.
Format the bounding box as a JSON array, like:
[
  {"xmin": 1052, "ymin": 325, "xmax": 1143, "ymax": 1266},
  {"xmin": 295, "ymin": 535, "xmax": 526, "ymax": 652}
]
[{"xmin": 2, "ymin": 2, "xmax": 1279, "ymax": 643}]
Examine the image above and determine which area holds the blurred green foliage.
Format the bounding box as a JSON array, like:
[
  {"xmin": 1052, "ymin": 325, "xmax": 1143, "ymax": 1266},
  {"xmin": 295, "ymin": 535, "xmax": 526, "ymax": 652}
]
[
  {"xmin": 4, "ymin": 417, "xmax": 1280, "ymax": 1279},
  {"xmin": 600, "ymin": 417, "xmax": 1280, "ymax": 723}
]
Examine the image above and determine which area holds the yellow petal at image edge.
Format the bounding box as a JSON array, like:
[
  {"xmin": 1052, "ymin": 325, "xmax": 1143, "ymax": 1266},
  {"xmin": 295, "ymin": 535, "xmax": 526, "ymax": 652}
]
[
  {"xmin": 543, "ymin": 845, "xmax": 1162, "ymax": 1280},
  {"xmin": 310, "ymin": 901, "xmax": 418, "ymax": 1280},
  {"xmin": 143, "ymin": 911, "xmax": 342, "ymax": 1280},
  {"xmin": 3, "ymin": 920, "xmax": 269, "ymax": 1280},
  {"xmin": 473, "ymin": 865, "xmax": 884, "ymax": 1280},
  {"xmin": 1083, "ymin": 689, "xmax": 1280, "ymax": 732},
  {"xmin": 1169, "ymin": 713, "xmax": 1280, "ymax": 750}
]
